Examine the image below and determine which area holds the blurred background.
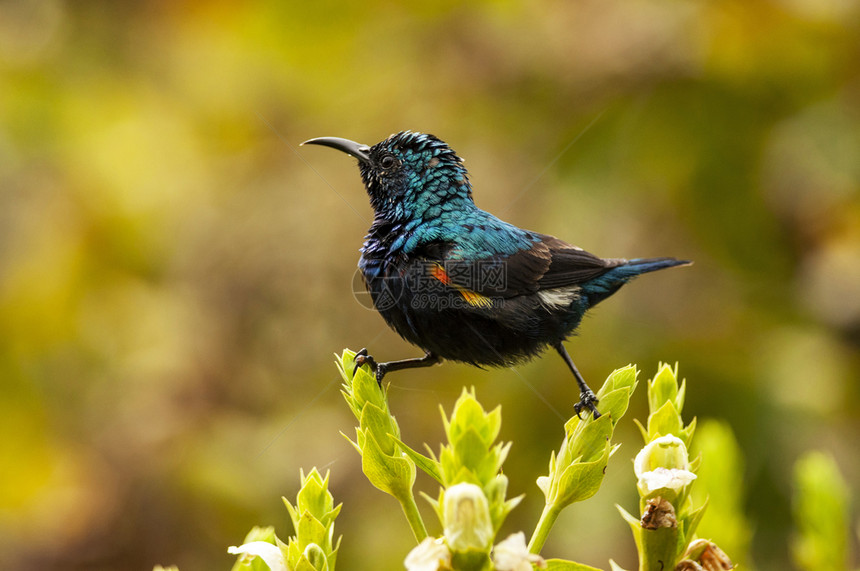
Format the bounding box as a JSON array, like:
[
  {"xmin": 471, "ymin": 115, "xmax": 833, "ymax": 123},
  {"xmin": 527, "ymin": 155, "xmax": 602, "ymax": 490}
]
[{"xmin": 1, "ymin": 1, "xmax": 859, "ymax": 569}]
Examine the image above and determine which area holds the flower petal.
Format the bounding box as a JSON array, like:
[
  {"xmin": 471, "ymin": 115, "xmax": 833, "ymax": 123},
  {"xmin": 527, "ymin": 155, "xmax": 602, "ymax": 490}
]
[
  {"xmin": 404, "ymin": 537, "xmax": 451, "ymax": 571},
  {"xmin": 638, "ymin": 467, "xmax": 697, "ymax": 496},
  {"xmin": 228, "ymin": 541, "xmax": 288, "ymax": 571},
  {"xmin": 443, "ymin": 483, "xmax": 493, "ymax": 551},
  {"xmin": 634, "ymin": 434, "xmax": 689, "ymax": 477},
  {"xmin": 492, "ymin": 532, "xmax": 546, "ymax": 571}
]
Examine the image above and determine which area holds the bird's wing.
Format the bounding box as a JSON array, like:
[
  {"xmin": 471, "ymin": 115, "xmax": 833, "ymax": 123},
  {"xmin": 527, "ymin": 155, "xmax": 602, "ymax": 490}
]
[
  {"xmin": 416, "ymin": 233, "xmax": 622, "ymax": 300},
  {"xmin": 534, "ymin": 235, "xmax": 625, "ymax": 289}
]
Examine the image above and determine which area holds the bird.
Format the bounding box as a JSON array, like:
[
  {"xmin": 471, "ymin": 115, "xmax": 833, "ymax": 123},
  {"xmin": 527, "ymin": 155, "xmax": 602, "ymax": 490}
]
[{"xmin": 302, "ymin": 131, "xmax": 690, "ymax": 418}]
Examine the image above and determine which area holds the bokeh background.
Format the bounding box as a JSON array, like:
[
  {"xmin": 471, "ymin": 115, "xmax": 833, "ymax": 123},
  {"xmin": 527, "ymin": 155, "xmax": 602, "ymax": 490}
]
[{"xmin": 2, "ymin": 1, "xmax": 859, "ymax": 569}]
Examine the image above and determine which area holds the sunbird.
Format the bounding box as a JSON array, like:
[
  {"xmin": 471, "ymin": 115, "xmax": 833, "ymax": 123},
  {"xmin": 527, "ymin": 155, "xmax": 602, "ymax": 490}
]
[{"xmin": 303, "ymin": 131, "xmax": 689, "ymax": 418}]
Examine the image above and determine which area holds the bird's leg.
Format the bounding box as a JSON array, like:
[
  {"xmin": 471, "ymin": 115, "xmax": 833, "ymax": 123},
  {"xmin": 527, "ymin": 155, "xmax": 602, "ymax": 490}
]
[
  {"xmin": 354, "ymin": 348, "xmax": 440, "ymax": 386},
  {"xmin": 554, "ymin": 343, "xmax": 601, "ymax": 419}
]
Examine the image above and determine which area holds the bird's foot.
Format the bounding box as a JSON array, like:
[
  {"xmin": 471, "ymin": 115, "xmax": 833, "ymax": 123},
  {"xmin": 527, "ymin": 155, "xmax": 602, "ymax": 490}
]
[
  {"xmin": 353, "ymin": 348, "xmax": 377, "ymax": 375},
  {"xmin": 353, "ymin": 348, "xmax": 386, "ymax": 386},
  {"xmin": 574, "ymin": 389, "xmax": 601, "ymax": 420}
]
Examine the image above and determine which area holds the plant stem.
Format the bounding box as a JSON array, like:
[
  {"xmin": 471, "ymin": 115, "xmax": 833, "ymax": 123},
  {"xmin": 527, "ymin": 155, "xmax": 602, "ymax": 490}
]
[
  {"xmin": 639, "ymin": 526, "xmax": 679, "ymax": 571},
  {"xmin": 528, "ymin": 503, "xmax": 561, "ymax": 554},
  {"xmin": 399, "ymin": 493, "xmax": 428, "ymax": 542}
]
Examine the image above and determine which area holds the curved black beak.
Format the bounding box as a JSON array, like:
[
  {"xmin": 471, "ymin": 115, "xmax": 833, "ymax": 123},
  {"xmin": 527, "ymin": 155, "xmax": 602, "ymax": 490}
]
[{"xmin": 301, "ymin": 137, "xmax": 371, "ymax": 163}]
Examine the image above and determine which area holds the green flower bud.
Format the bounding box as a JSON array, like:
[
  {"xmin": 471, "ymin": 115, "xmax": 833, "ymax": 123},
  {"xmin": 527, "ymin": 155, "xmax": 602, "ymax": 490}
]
[
  {"xmin": 622, "ymin": 365, "xmax": 710, "ymax": 571},
  {"xmin": 421, "ymin": 388, "xmax": 520, "ymax": 537},
  {"xmin": 282, "ymin": 469, "xmax": 341, "ymax": 571},
  {"xmin": 338, "ymin": 350, "xmax": 418, "ymax": 503},
  {"xmin": 529, "ymin": 366, "xmax": 638, "ymax": 554},
  {"xmin": 537, "ymin": 367, "xmax": 638, "ymax": 512}
]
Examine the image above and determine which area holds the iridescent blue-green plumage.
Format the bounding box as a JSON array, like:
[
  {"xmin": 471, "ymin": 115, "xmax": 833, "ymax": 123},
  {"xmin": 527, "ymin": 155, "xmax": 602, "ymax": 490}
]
[{"xmin": 303, "ymin": 131, "xmax": 690, "ymax": 417}]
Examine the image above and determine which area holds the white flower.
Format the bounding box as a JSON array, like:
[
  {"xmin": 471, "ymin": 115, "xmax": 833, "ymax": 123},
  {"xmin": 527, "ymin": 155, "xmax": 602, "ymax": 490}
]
[
  {"xmin": 228, "ymin": 541, "xmax": 287, "ymax": 571},
  {"xmin": 638, "ymin": 467, "xmax": 698, "ymax": 497},
  {"xmin": 634, "ymin": 435, "xmax": 696, "ymax": 499},
  {"xmin": 443, "ymin": 483, "xmax": 493, "ymax": 551},
  {"xmin": 492, "ymin": 532, "xmax": 546, "ymax": 571},
  {"xmin": 404, "ymin": 537, "xmax": 451, "ymax": 571},
  {"xmin": 634, "ymin": 435, "xmax": 690, "ymax": 475}
]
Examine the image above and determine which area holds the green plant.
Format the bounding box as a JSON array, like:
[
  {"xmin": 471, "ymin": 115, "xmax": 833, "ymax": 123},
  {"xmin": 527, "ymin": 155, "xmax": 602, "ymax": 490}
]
[{"xmin": 153, "ymin": 350, "xmax": 857, "ymax": 571}]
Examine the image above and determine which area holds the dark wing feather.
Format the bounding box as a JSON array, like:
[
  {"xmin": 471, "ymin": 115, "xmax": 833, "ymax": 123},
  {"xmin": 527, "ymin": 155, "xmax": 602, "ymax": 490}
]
[
  {"xmin": 415, "ymin": 234, "xmax": 622, "ymax": 298},
  {"xmin": 535, "ymin": 235, "xmax": 625, "ymax": 289}
]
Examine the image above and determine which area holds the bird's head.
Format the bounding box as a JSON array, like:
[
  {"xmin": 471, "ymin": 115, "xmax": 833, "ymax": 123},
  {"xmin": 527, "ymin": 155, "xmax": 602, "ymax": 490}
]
[{"xmin": 302, "ymin": 131, "xmax": 473, "ymax": 220}]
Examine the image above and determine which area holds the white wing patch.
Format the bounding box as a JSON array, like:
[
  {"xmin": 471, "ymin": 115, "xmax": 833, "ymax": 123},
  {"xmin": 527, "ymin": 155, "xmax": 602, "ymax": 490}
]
[{"xmin": 538, "ymin": 286, "xmax": 581, "ymax": 309}]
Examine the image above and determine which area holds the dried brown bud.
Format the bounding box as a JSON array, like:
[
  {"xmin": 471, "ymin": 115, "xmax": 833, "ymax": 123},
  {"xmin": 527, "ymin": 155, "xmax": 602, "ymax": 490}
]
[
  {"xmin": 680, "ymin": 539, "xmax": 734, "ymax": 570},
  {"xmin": 641, "ymin": 496, "xmax": 677, "ymax": 530}
]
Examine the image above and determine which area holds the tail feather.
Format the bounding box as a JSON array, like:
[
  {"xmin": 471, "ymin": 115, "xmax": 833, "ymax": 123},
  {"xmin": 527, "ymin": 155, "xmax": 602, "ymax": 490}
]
[
  {"xmin": 624, "ymin": 257, "xmax": 692, "ymax": 275},
  {"xmin": 583, "ymin": 257, "xmax": 691, "ymax": 306}
]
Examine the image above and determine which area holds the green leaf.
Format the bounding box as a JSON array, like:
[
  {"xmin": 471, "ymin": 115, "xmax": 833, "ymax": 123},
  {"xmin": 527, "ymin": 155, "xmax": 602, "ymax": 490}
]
[
  {"xmin": 569, "ymin": 414, "xmax": 613, "ymax": 463},
  {"xmin": 597, "ymin": 386, "xmax": 634, "ymax": 427},
  {"xmin": 616, "ymin": 505, "xmax": 643, "ymax": 556},
  {"xmin": 283, "ymin": 497, "xmax": 299, "ymax": 530},
  {"xmin": 675, "ymin": 378, "xmax": 687, "ymax": 412},
  {"xmin": 359, "ymin": 429, "xmax": 416, "ymax": 501},
  {"xmin": 393, "ymin": 435, "xmax": 443, "ymax": 483},
  {"xmin": 295, "ymin": 558, "xmax": 322, "ymax": 571},
  {"xmin": 439, "ymin": 446, "xmax": 459, "ymax": 483},
  {"xmin": 551, "ymin": 442, "xmax": 611, "ymax": 507},
  {"xmin": 338, "ymin": 349, "xmax": 388, "ymax": 413},
  {"xmin": 391, "ymin": 436, "xmax": 443, "ymax": 484},
  {"xmin": 599, "ymin": 364, "xmax": 638, "ymax": 396},
  {"xmin": 296, "ymin": 512, "xmax": 327, "ymax": 552},
  {"xmin": 679, "ymin": 498, "xmax": 709, "ymax": 547},
  {"xmin": 358, "ymin": 402, "xmax": 399, "ymax": 455},
  {"xmin": 486, "ymin": 473, "xmax": 521, "ymax": 532},
  {"xmin": 648, "ymin": 363, "xmax": 680, "ymax": 413},
  {"xmin": 633, "ymin": 418, "xmax": 648, "ymax": 444},
  {"xmin": 296, "ymin": 469, "xmax": 332, "ymax": 519},
  {"xmin": 562, "ymin": 414, "xmax": 584, "ymax": 440},
  {"xmin": 451, "ymin": 428, "xmax": 492, "ymax": 475},
  {"xmin": 339, "ymin": 430, "xmax": 362, "ymax": 455},
  {"xmin": 320, "ymin": 503, "xmax": 342, "ymax": 530},
  {"xmin": 446, "ymin": 389, "xmax": 501, "ymax": 449},
  {"xmin": 646, "ymin": 401, "xmax": 683, "ymax": 441},
  {"xmin": 327, "ymin": 537, "xmax": 341, "ymax": 571},
  {"xmin": 681, "ymin": 417, "xmax": 697, "ymax": 449},
  {"xmin": 597, "ymin": 365, "xmax": 638, "ymax": 424}
]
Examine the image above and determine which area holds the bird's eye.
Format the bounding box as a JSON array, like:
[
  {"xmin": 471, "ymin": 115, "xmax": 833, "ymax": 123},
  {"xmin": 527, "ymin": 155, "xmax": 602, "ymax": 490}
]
[{"xmin": 380, "ymin": 155, "xmax": 399, "ymax": 170}]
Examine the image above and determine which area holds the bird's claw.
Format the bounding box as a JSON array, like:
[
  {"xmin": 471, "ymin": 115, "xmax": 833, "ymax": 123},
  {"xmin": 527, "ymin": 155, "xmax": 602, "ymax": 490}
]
[
  {"xmin": 354, "ymin": 348, "xmax": 387, "ymax": 386},
  {"xmin": 574, "ymin": 389, "xmax": 601, "ymax": 420},
  {"xmin": 353, "ymin": 348, "xmax": 378, "ymax": 375}
]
